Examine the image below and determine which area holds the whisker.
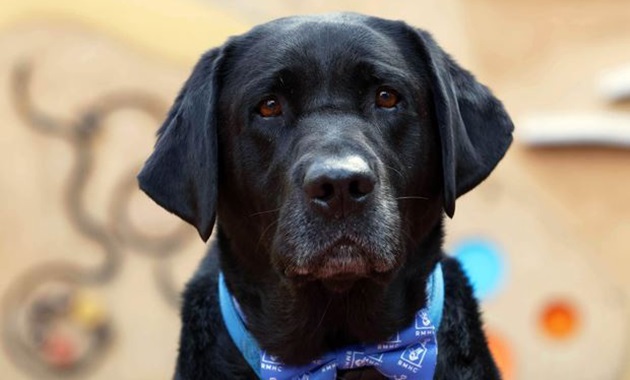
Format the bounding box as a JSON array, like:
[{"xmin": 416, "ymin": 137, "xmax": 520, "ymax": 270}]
[
  {"xmin": 248, "ymin": 207, "xmax": 282, "ymax": 217},
  {"xmin": 396, "ymin": 216, "xmax": 419, "ymax": 253},
  {"xmin": 396, "ymin": 195, "xmax": 429, "ymax": 200},
  {"xmin": 384, "ymin": 164, "xmax": 404, "ymax": 180},
  {"xmin": 311, "ymin": 297, "xmax": 333, "ymax": 338},
  {"xmin": 400, "ymin": 226, "xmax": 415, "ymax": 247},
  {"xmin": 254, "ymin": 219, "xmax": 280, "ymax": 254}
]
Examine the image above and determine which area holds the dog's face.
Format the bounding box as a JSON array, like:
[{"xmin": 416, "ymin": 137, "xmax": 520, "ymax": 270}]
[
  {"xmin": 216, "ymin": 17, "xmax": 444, "ymax": 292},
  {"xmin": 138, "ymin": 13, "xmax": 513, "ymax": 293}
]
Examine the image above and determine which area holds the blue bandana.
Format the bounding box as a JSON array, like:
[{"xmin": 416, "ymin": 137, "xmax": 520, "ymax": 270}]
[{"xmin": 219, "ymin": 263, "xmax": 444, "ymax": 380}]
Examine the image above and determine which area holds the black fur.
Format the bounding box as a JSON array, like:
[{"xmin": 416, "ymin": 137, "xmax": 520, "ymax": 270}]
[{"xmin": 139, "ymin": 13, "xmax": 513, "ymax": 379}]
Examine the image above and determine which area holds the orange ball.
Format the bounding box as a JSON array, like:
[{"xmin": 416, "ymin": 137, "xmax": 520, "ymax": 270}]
[{"xmin": 540, "ymin": 300, "xmax": 580, "ymax": 340}]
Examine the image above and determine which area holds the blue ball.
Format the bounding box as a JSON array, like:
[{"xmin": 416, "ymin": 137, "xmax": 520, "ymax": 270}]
[{"xmin": 452, "ymin": 238, "xmax": 507, "ymax": 300}]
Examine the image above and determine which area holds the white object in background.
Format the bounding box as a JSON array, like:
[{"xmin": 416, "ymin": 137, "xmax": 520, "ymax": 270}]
[
  {"xmin": 518, "ymin": 113, "xmax": 630, "ymax": 147},
  {"xmin": 599, "ymin": 65, "xmax": 630, "ymax": 102}
]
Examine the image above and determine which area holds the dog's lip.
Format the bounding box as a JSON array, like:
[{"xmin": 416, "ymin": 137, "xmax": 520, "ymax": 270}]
[
  {"xmin": 284, "ymin": 237, "xmax": 390, "ymax": 280},
  {"xmin": 315, "ymin": 244, "xmax": 369, "ymax": 278},
  {"xmin": 288, "ymin": 242, "xmax": 369, "ymax": 293}
]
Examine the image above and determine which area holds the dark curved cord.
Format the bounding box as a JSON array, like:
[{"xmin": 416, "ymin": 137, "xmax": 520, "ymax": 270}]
[
  {"xmin": 12, "ymin": 62, "xmax": 73, "ymax": 138},
  {"xmin": 3, "ymin": 60, "xmax": 192, "ymax": 379},
  {"xmin": 65, "ymin": 137, "xmax": 123, "ymax": 284},
  {"xmin": 109, "ymin": 166, "xmax": 194, "ymax": 258},
  {"xmin": 12, "ymin": 61, "xmax": 124, "ymax": 285}
]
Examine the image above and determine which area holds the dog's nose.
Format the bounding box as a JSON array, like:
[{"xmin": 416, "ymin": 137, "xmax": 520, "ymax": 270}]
[{"xmin": 303, "ymin": 156, "xmax": 376, "ymax": 218}]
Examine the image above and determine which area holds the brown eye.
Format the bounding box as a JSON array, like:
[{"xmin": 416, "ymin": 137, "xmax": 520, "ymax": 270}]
[
  {"xmin": 258, "ymin": 96, "xmax": 282, "ymax": 117},
  {"xmin": 375, "ymin": 87, "xmax": 400, "ymax": 108}
]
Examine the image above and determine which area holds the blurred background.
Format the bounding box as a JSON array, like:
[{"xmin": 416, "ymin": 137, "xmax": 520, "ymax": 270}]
[{"xmin": 1, "ymin": 0, "xmax": 629, "ymax": 379}]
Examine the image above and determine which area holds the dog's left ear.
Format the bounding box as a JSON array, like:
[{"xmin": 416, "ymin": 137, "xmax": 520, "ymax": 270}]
[
  {"xmin": 137, "ymin": 49, "xmax": 223, "ymax": 241},
  {"xmin": 412, "ymin": 29, "xmax": 514, "ymax": 217}
]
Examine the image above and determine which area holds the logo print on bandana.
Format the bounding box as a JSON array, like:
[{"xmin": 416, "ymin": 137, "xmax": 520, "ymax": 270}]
[
  {"xmin": 345, "ymin": 351, "xmax": 384, "ymax": 368},
  {"xmin": 415, "ymin": 311, "xmax": 435, "ymax": 338},
  {"xmin": 262, "ymin": 353, "xmax": 282, "ymax": 365},
  {"xmin": 261, "ymin": 353, "xmax": 283, "ymax": 373},
  {"xmin": 378, "ymin": 332, "xmax": 403, "ymax": 350},
  {"xmin": 398, "ymin": 343, "xmax": 428, "ymax": 373},
  {"xmin": 415, "ymin": 311, "xmax": 432, "ymax": 329}
]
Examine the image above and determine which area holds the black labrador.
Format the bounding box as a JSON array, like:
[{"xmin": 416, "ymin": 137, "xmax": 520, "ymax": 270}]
[{"xmin": 139, "ymin": 13, "xmax": 513, "ymax": 379}]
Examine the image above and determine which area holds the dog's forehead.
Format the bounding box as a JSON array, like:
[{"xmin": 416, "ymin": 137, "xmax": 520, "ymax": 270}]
[
  {"xmin": 225, "ymin": 14, "xmax": 410, "ymax": 85},
  {"xmin": 255, "ymin": 13, "xmax": 397, "ymax": 53}
]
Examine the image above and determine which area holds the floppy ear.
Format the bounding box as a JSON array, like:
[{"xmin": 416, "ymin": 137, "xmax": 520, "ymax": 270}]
[
  {"xmin": 413, "ymin": 30, "xmax": 514, "ymax": 217},
  {"xmin": 137, "ymin": 49, "xmax": 222, "ymax": 241}
]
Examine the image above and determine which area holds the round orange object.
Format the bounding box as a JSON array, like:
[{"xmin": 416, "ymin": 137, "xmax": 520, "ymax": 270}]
[
  {"xmin": 486, "ymin": 330, "xmax": 514, "ymax": 380},
  {"xmin": 42, "ymin": 334, "xmax": 77, "ymax": 368},
  {"xmin": 540, "ymin": 301, "xmax": 580, "ymax": 339}
]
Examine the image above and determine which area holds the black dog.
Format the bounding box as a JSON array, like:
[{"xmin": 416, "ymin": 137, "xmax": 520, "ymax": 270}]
[{"xmin": 139, "ymin": 13, "xmax": 513, "ymax": 379}]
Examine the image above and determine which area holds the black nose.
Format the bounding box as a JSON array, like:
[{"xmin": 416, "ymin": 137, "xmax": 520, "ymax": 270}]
[{"xmin": 303, "ymin": 156, "xmax": 376, "ymax": 218}]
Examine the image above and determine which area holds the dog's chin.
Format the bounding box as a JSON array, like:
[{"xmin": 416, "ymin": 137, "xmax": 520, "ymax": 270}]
[{"xmin": 284, "ymin": 240, "xmax": 397, "ymax": 293}]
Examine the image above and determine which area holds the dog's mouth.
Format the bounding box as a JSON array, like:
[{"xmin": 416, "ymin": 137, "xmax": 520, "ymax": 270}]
[{"xmin": 284, "ymin": 237, "xmax": 396, "ymax": 292}]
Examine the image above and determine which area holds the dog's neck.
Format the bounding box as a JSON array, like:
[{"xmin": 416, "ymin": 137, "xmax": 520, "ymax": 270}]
[{"xmin": 216, "ymin": 222, "xmax": 444, "ymax": 366}]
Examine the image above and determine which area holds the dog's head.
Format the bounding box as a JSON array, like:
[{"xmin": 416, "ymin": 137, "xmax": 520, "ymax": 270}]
[{"xmin": 138, "ymin": 13, "xmax": 513, "ymax": 292}]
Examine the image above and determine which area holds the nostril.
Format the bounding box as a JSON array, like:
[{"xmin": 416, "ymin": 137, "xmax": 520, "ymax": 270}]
[
  {"xmin": 348, "ymin": 176, "xmax": 375, "ymax": 200},
  {"xmin": 304, "ymin": 179, "xmax": 336, "ymax": 202},
  {"xmin": 349, "ymin": 180, "xmax": 360, "ymax": 198},
  {"xmin": 319, "ymin": 183, "xmax": 335, "ymax": 201}
]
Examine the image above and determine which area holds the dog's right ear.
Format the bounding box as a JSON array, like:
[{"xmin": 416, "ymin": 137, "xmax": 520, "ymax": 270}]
[
  {"xmin": 138, "ymin": 49, "xmax": 222, "ymax": 242},
  {"xmin": 409, "ymin": 29, "xmax": 514, "ymax": 218}
]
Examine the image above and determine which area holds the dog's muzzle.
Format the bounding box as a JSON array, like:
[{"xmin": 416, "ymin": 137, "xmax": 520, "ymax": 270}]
[{"xmin": 276, "ymin": 154, "xmax": 399, "ymax": 292}]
